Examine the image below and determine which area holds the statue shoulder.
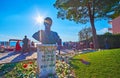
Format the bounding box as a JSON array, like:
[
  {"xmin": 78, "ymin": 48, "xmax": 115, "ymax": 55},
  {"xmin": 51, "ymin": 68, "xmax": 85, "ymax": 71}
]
[
  {"xmin": 51, "ymin": 31, "xmax": 60, "ymax": 39},
  {"xmin": 51, "ymin": 31, "xmax": 58, "ymax": 35},
  {"xmin": 32, "ymin": 30, "xmax": 44, "ymax": 36}
]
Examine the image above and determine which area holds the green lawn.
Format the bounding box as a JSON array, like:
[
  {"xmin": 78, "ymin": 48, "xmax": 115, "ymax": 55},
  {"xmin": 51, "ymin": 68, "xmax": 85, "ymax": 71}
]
[{"xmin": 70, "ymin": 49, "xmax": 120, "ymax": 78}]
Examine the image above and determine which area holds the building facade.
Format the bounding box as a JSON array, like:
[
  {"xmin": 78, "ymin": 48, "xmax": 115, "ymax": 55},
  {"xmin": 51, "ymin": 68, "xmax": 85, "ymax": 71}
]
[{"xmin": 109, "ymin": 16, "xmax": 120, "ymax": 34}]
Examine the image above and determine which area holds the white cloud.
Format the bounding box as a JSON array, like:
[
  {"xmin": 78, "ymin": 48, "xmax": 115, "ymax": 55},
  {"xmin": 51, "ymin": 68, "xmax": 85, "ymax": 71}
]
[{"xmin": 97, "ymin": 28, "xmax": 108, "ymax": 35}]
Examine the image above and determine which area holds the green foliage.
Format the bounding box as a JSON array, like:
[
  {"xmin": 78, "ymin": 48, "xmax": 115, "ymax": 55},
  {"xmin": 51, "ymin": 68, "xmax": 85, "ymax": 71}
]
[
  {"xmin": 70, "ymin": 49, "xmax": 120, "ymax": 78},
  {"xmin": 97, "ymin": 34, "xmax": 120, "ymax": 49},
  {"xmin": 78, "ymin": 27, "xmax": 92, "ymax": 41},
  {"xmin": 54, "ymin": 0, "xmax": 120, "ymax": 23},
  {"xmin": 104, "ymin": 32, "xmax": 112, "ymax": 35},
  {"xmin": 88, "ymin": 34, "xmax": 120, "ymax": 49}
]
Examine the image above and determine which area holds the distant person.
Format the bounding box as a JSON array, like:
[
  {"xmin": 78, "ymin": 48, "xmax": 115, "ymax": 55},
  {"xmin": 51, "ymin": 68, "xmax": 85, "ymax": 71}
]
[
  {"xmin": 15, "ymin": 40, "xmax": 21, "ymax": 52},
  {"xmin": 22, "ymin": 35, "xmax": 29, "ymax": 52},
  {"xmin": 30, "ymin": 41, "xmax": 36, "ymax": 51},
  {"xmin": 31, "ymin": 41, "xmax": 35, "ymax": 47},
  {"xmin": 104, "ymin": 38, "xmax": 109, "ymax": 49},
  {"xmin": 89, "ymin": 42, "xmax": 94, "ymax": 49},
  {"xmin": 57, "ymin": 38, "xmax": 62, "ymax": 54},
  {"xmin": 32, "ymin": 17, "xmax": 61, "ymax": 44}
]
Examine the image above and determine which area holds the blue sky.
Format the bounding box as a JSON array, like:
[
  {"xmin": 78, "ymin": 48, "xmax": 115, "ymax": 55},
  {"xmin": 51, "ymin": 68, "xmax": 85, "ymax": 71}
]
[{"xmin": 0, "ymin": 0, "xmax": 111, "ymax": 42}]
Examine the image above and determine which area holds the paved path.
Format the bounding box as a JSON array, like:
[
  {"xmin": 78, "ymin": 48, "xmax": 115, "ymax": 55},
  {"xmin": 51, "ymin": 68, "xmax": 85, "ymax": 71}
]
[
  {"xmin": 0, "ymin": 51, "xmax": 37, "ymax": 64},
  {"xmin": 0, "ymin": 49, "xmax": 75, "ymax": 64}
]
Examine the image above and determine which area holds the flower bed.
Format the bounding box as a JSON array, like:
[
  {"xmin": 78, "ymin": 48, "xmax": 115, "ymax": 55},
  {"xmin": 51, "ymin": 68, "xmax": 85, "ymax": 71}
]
[
  {"xmin": 56, "ymin": 60, "xmax": 74, "ymax": 78},
  {"xmin": 0, "ymin": 59, "xmax": 74, "ymax": 78}
]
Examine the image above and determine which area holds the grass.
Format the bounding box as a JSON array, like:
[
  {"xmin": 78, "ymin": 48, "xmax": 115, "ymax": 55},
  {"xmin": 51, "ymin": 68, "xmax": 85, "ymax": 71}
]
[{"xmin": 70, "ymin": 49, "xmax": 120, "ymax": 78}]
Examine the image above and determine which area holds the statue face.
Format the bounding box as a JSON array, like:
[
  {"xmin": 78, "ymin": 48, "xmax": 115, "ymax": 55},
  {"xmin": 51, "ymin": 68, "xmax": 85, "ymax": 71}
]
[
  {"xmin": 44, "ymin": 17, "xmax": 52, "ymax": 27},
  {"xmin": 44, "ymin": 20, "xmax": 51, "ymax": 27}
]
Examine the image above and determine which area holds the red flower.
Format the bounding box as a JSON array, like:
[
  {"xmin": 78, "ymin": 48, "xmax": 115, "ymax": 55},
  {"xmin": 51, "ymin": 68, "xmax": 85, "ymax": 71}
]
[
  {"xmin": 29, "ymin": 61, "xmax": 33, "ymax": 64},
  {"xmin": 23, "ymin": 64, "xmax": 28, "ymax": 68}
]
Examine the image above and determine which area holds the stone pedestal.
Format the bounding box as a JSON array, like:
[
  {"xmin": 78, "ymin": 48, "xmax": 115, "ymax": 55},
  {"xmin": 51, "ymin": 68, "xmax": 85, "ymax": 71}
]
[{"xmin": 37, "ymin": 44, "xmax": 57, "ymax": 78}]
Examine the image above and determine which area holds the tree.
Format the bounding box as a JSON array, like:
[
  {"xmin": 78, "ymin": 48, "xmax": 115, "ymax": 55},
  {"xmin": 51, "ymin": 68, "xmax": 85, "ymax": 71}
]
[
  {"xmin": 78, "ymin": 27, "xmax": 92, "ymax": 41},
  {"xmin": 104, "ymin": 32, "xmax": 112, "ymax": 36},
  {"xmin": 54, "ymin": 0, "xmax": 120, "ymax": 49},
  {"xmin": 78, "ymin": 27, "xmax": 92, "ymax": 48}
]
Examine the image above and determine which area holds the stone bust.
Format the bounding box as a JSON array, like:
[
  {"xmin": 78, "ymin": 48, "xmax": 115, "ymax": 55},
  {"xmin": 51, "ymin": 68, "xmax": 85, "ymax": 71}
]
[{"xmin": 32, "ymin": 17, "xmax": 60, "ymax": 44}]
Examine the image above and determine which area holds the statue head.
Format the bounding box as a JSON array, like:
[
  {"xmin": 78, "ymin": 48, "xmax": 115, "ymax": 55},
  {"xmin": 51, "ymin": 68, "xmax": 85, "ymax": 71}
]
[
  {"xmin": 25, "ymin": 35, "xmax": 27, "ymax": 38},
  {"xmin": 44, "ymin": 17, "xmax": 52, "ymax": 32}
]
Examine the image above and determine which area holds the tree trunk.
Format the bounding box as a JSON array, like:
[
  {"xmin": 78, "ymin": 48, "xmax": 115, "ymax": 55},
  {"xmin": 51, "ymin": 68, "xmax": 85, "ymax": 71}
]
[
  {"xmin": 90, "ymin": 19, "xmax": 99, "ymax": 49},
  {"xmin": 88, "ymin": 2, "xmax": 99, "ymax": 49}
]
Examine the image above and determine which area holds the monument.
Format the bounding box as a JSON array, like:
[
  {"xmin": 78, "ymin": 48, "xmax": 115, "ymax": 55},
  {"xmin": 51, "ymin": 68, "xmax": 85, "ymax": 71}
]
[{"xmin": 32, "ymin": 17, "xmax": 60, "ymax": 77}]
